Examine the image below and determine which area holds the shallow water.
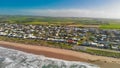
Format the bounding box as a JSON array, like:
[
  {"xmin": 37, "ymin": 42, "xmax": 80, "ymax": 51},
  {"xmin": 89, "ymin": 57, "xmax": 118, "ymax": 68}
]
[{"xmin": 0, "ymin": 47, "xmax": 100, "ymax": 68}]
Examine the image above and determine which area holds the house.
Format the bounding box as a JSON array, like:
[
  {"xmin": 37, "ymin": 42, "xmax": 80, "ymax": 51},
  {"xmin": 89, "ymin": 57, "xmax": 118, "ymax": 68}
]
[
  {"xmin": 67, "ymin": 39, "xmax": 75, "ymax": 44},
  {"xmin": 28, "ymin": 34, "xmax": 36, "ymax": 39},
  {"xmin": 97, "ymin": 43, "xmax": 104, "ymax": 48},
  {"xmin": 90, "ymin": 42, "xmax": 98, "ymax": 47},
  {"xmin": 111, "ymin": 45, "xmax": 119, "ymax": 50},
  {"xmin": 82, "ymin": 41, "xmax": 91, "ymax": 46},
  {"xmin": 0, "ymin": 32, "xmax": 7, "ymax": 36}
]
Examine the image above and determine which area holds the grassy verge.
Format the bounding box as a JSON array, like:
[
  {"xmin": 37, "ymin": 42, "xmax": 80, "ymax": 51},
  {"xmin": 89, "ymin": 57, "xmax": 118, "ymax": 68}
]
[
  {"xmin": 0, "ymin": 36, "xmax": 72, "ymax": 50},
  {"xmin": 84, "ymin": 48, "xmax": 120, "ymax": 58}
]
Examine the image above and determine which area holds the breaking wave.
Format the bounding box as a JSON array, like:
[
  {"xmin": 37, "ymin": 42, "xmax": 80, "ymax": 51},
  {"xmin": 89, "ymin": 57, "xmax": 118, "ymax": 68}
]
[{"xmin": 0, "ymin": 46, "xmax": 100, "ymax": 68}]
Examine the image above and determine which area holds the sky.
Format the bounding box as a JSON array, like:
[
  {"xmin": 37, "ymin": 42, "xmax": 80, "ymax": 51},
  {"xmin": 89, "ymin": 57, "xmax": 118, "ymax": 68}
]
[{"xmin": 0, "ymin": 0, "xmax": 120, "ymax": 18}]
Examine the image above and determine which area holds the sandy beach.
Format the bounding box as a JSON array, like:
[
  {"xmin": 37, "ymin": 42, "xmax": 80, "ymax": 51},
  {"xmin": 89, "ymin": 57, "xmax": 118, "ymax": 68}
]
[{"xmin": 0, "ymin": 41, "xmax": 120, "ymax": 68}]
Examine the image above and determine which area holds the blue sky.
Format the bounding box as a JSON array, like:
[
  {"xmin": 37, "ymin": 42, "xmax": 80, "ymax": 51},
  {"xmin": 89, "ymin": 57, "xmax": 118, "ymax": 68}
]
[
  {"xmin": 0, "ymin": 0, "xmax": 110, "ymax": 9},
  {"xmin": 0, "ymin": 0, "xmax": 120, "ymax": 18}
]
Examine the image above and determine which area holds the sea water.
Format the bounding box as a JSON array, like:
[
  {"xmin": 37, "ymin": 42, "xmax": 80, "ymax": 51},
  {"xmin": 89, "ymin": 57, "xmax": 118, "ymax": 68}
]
[{"xmin": 0, "ymin": 47, "xmax": 100, "ymax": 68}]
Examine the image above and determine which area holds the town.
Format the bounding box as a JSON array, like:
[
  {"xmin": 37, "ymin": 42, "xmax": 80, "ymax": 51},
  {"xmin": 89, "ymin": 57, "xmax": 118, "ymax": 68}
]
[{"xmin": 0, "ymin": 23, "xmax": 120, "ymax": 51}]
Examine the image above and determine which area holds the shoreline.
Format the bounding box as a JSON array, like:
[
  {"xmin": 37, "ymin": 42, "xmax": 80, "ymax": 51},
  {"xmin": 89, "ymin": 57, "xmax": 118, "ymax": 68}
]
[{"xmin": 0, "ymin": 41, "xmax": 120, "ymax": 68}]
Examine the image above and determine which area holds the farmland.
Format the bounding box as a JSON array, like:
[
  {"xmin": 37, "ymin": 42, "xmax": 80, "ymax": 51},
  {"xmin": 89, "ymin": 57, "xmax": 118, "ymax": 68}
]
[
  {"xmin": 0, "ymin": 15, "xmax": 109, "ymax": 25},
  {"xmin": 100, "ymin": 23, "xmax": 120, "ymax": 29}
]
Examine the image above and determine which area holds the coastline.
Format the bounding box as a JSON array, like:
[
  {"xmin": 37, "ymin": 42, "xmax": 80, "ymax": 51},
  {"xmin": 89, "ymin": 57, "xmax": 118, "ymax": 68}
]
[{"xmin": 0, "ymin": 41, "xmax": 120, "ymax": 68}]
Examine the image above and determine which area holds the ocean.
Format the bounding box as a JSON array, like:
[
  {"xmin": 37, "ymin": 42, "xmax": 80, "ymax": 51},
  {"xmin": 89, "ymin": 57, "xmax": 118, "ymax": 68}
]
[{"xmin": 0, "ymin": 46, "xmax": 100, "ymax": 68}]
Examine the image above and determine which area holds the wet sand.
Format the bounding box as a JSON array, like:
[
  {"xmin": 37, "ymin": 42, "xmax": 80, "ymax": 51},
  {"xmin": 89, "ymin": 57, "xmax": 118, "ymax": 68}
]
[{"xmin": 0, "ymin": 41, "xmax": 120, "ymax": 68}]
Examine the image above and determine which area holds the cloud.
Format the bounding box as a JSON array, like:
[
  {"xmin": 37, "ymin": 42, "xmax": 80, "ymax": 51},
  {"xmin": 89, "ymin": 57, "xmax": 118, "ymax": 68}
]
[
  {"xmin": 21, "ymin": 9, "xmax": 119, "ymax": 18},
  {"xmin": 19, "ymin": 1, "xmax": 120, "ymax": 18}
]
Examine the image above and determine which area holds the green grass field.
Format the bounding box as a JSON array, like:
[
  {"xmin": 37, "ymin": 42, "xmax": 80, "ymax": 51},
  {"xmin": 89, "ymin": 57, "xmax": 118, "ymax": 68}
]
[
  {"xmin": 1, "ymin": 15, "xmax": 120, "ymax": 28},
  {"xmin": 100, "ymin": 23, "xmax": 120, "ymax": 29},
  {"xmin": 24, "ymin": 21, "xmax": 79, "ymax": 25},
  {"xmin": 24, "ymin": 22, "xmax": 49, "ymax": 25}
]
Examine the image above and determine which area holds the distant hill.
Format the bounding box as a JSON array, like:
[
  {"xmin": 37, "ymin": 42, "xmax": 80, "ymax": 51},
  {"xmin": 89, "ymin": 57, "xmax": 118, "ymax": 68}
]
[{"xmin": 0, "ymin": 15, "xmax": 119, "ymax": 25}]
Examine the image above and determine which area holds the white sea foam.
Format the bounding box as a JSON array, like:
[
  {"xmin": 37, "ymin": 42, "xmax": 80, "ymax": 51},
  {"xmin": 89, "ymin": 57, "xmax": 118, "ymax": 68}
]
[{"xmin": 0, "ymin": 46, "xmax": 100, "ymax": 68}]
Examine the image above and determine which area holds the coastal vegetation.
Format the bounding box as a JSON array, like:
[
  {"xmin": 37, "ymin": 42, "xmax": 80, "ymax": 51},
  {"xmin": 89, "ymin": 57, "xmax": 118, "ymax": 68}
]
[
  {"xmin": 0, "ymin": 36, "xmax": 72, "ymax": 50},
  {"xmin": 1, "ymin": 36, "xmax": 120, "ymax": 58},
  {"xmin": 85, "ymin": 48, "xmax": 120, "ymax": 58}
]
